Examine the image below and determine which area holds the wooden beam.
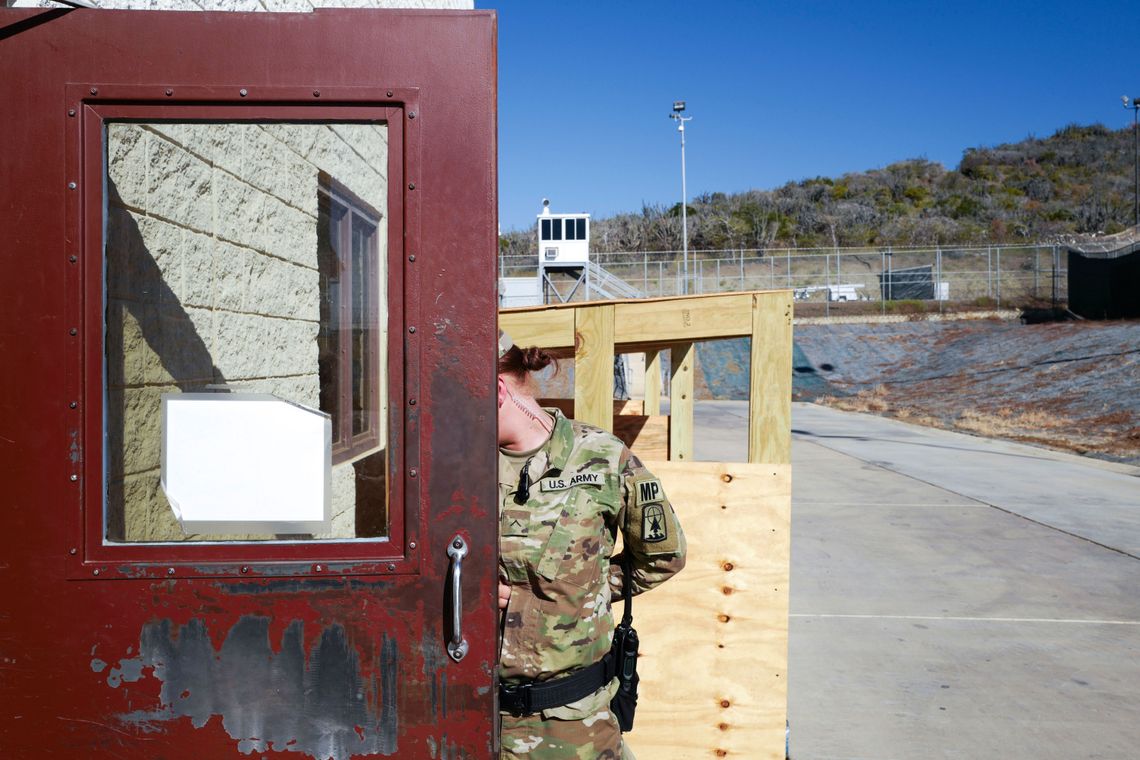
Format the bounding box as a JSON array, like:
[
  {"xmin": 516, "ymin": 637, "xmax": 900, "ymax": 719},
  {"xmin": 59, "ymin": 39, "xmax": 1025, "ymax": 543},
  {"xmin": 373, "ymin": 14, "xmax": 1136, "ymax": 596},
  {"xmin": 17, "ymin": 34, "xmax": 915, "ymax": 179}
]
[
  {"xmin": 615, "ymin": 399, "xmax": 643, "ymax": 415},
  {"xmin": 537, "ymin": 399, "xmax": 643, "ymax": 417},
  {"xmin": 573, "ymin": 304, "xmax": 615, "ymax": 432},
  {"xmin": 614, "ymin": 292, "xmax": 754, "ymax": 344},
  {"xmin": 669, "ymin": 342, "xmax": 694, "ymax": 462},
  {"xmin": 620, "ymin": 461, "xmax": 791, "ymax": 760},
  {"xmin": 498, "ymin": 307, "xmax": 575, "ymax": 351},
  {"xmin": 748, "ymin": 291, "xmax": 793, "ymax": 464},
  {"xmin": 643, "ymin": 349, "xmax": 661, "ymax": 416},
  {"xmin": 537, "ymin": 399, "xmax": 668, "ymax": 459},
  {"xmin": 615, "ymin": 414, "xmax": 669, "ymax": 459}
]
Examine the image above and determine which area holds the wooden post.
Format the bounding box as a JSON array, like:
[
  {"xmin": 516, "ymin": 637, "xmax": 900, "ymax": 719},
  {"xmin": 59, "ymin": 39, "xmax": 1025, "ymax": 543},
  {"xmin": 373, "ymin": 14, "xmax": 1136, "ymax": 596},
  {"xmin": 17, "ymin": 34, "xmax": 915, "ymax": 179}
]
[
  {"xmin": 574, "ymin": 304, "xmax": 615, "ymax": 432},
  {"xmin": 748, "ymin": 292, "xmax": 793, "ymax": 464},
  {"xmin": 644, "ymin": 349, "xmax": 661, "ymax": 416},
  {"xmin": 669, "ymin": 342, "xmax": 694, "ymax": 461}
]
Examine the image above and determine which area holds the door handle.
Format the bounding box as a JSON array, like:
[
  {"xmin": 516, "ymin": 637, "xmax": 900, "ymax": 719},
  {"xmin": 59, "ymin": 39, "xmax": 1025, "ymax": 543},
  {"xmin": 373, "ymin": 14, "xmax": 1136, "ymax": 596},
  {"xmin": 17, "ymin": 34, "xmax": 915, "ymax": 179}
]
[{"xmin": 446, "ymin": 535, "xmax": 469, "ymax": 662}]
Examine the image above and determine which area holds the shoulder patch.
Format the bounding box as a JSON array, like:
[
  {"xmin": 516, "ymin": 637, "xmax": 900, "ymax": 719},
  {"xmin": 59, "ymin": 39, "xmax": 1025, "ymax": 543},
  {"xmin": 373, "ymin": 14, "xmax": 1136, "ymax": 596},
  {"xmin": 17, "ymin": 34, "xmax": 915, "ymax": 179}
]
[
  {"xmin": 627, "ymin": 476, "xmax": 679, "ymax": 553},
  {"xmin": 641, "ymin": 503, "xmax": 669, "ymax": 544},
  {"xmin": 635, "ymin": 478, "xmax": 664, "ymax": 506}
]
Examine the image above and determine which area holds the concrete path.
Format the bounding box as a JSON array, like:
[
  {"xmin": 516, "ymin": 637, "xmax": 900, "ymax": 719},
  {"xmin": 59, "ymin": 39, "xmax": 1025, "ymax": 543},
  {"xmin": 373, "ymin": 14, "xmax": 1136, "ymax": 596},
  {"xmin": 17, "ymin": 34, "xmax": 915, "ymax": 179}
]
[{"xmin": 691, "ymin": 401, "xmax": 1140, "ymax": 760}]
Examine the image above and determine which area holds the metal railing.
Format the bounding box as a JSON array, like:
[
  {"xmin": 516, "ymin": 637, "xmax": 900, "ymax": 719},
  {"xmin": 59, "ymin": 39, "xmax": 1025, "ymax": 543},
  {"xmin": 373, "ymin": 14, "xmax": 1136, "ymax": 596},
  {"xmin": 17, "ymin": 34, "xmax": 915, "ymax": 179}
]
[{"xmin": 586, "ymin": 261, "xmax": 643, "ymax": 300}]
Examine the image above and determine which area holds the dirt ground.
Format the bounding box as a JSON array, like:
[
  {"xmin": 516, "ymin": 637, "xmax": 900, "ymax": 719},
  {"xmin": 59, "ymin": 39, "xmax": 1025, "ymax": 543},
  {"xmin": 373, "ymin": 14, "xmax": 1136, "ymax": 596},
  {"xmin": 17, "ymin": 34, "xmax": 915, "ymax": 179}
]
[{"xmin": 790, "ymin": 317, "xmax": 1140, "ymax": 467}]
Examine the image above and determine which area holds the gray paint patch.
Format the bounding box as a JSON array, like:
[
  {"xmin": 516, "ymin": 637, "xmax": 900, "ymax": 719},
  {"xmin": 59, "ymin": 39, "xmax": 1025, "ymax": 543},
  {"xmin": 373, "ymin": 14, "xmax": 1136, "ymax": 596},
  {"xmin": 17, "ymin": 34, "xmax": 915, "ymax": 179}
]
[
  {"xmin": 109, "ymin": 616, "xmax": 398, "ymax": 759},
  {"xmin": 90, "ymin": 658, "xmax": 107, "ymax": 673},
  {"xmin": 107, "ymin": 657, "xmax": 145, "ymax": 688}
]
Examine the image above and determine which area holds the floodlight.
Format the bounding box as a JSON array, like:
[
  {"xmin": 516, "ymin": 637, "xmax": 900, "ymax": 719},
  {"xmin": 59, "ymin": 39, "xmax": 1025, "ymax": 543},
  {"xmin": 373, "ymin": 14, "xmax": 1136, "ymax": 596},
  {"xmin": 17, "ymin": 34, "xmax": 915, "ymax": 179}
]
[{"xmin": 673, "ymin": 101, "xmax": 686, "ymax": 113}]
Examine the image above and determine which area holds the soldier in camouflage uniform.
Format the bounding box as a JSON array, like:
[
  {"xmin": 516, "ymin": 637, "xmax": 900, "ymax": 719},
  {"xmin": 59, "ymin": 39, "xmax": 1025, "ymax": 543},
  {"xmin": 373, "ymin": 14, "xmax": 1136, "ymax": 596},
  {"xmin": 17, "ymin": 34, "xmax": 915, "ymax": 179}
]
[{"xmin": 497, "ymin": 337, "xmax": 686, "ymax": 759}]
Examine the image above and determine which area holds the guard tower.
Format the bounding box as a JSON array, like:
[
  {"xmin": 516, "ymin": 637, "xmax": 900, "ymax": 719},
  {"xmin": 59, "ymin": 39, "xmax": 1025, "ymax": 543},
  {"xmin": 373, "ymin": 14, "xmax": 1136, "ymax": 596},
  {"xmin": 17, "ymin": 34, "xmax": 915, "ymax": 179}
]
[{"xmin": 537, "ymin": 199, "xmax": 592, "ymax": 302}]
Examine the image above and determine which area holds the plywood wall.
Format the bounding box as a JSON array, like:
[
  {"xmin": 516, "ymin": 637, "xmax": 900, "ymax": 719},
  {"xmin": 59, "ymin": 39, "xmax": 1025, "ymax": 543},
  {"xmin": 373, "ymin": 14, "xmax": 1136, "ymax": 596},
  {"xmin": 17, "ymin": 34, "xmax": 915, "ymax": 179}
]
[{"xmin": 619, "ymin": 461, "xmax": 791, "ymax": 760}]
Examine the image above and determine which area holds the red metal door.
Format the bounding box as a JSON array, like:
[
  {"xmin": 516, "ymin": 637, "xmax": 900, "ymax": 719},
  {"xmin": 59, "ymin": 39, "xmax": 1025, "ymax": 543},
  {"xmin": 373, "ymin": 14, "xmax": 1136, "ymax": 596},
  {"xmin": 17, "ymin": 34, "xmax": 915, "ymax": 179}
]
[{"xmin": 0, "ymin": 7, "xmax": 499, "ymax": 758}]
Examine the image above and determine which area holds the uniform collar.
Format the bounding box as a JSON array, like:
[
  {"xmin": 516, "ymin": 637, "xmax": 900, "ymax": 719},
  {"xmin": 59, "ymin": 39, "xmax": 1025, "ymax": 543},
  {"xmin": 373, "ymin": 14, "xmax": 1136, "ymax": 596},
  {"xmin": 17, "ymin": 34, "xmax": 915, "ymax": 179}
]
[
  {"xmin": 498, "ymin": 408, "xmax": 572, "ymax": 487},
  {"xmin": 542, "ymin": 407, "xmax": 575, "ymax": 475}
]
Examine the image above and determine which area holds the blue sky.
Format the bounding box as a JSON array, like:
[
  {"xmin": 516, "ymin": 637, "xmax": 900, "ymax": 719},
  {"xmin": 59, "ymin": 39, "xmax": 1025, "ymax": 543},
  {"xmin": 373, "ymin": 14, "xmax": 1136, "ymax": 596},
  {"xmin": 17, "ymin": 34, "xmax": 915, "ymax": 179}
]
[{"xmin": 482, "ymin": 0, "xmax": 1140, "ymax": 233}]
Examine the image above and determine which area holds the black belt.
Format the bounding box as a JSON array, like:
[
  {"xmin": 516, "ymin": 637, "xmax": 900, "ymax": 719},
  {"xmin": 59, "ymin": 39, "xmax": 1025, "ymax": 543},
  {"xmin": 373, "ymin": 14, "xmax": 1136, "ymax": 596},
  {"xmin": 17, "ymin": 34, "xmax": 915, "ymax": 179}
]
[{"xmin": 499, "ymin": 651, "xmax": 617, "ymax": 716}]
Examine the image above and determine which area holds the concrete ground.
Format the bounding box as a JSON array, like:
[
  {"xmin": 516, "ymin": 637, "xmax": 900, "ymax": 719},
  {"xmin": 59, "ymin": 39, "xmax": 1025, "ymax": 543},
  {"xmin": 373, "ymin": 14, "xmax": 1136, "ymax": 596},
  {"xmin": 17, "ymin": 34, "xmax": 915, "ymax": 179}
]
[{"xmin": 691, "ymin": 400, "xmax": 1140, "ymax": 760}]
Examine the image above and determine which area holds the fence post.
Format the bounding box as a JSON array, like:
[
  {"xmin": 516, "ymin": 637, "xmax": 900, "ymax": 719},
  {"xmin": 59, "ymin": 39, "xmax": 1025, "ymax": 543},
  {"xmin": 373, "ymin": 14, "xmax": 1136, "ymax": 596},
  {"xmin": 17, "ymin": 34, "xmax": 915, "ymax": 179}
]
[
  {"xmin": 880, "ymin": 250, "xmax": 886, "ymax": 315},
  {"xmin": 825, "ymin": 253, "xmax": 830, "ymax": 318},
  {"xmin": 1052, "ymin": 244, "xmax": 1059, "ymax": 307},
  {"xmin": 987, "ymin": 245, "xmax": 992, "ymax": 298},
  {"xmin": 996, "ymin": 248, "xmax": 1002, "ymax": 307},
  {"xmin": 1034, "ymin": 247, "xmax": 1039, "ymax": 299},
  {"xmin": 936, "ymin": 246, "xmax": 943, "ymax": 314}
]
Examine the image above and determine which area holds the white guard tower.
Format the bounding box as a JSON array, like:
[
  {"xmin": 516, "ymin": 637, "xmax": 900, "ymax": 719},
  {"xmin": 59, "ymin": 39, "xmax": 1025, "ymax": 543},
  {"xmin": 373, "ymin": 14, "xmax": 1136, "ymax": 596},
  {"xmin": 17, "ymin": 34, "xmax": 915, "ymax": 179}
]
[{"xmin": 537, "ymin": 199, "xmax": 592, "ymax": 303}]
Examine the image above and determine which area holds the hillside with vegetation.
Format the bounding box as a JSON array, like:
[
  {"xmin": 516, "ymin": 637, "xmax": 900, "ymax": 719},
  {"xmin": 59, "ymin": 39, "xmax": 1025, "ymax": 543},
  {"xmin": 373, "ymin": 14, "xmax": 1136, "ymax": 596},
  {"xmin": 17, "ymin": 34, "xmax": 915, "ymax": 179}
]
[{"xmin": 502, "ymin": 123, "xmax": 1139, "ymax": 255}]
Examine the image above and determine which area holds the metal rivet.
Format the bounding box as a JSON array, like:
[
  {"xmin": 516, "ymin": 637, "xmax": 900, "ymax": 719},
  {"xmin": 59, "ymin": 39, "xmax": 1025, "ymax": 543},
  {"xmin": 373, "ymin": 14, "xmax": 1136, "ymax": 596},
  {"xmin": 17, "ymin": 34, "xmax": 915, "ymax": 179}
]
[
  {"xmin": 313, "ymin": 90, "xmax": 321, "ymax": 98},
  {"xmin": 68, "ymin": 109, "xmax": 76, "ymax": 117},
  {"xmin": 408, "ymin": 182, "xmax": 416, "ymax": 190},
  {"xmin": 409, "ymin": 468, "xmax": 417, "ymax": 478},
  {"xmin": 408, "ymin": 111, "xmax": 416, "ymax": 119},
  {"xmin": 69, "ymin": 255, "xmax": 77, "ymax": 263},
  {"xmin": 240, "ymin": 566, "xmax": 250, "ymax": 574},
  {"xmin": 165, "ymin": 88, "xmax": 173, "ymax": 97},
  {"xmin": 314, "ymin": 564, "xmax": 323, "ymax": 572},
  {"xmin": 386, "ymin": 90, "xmax": 393, "ymax": 97},
  {"xmin": 408, "ymin": 541, "xmax": 417, "ymax": 550},
  {"xmin": 387, "ymin": 564, "xmax": 396, "ymax": 572},
  {"xmin": 70, "ymin": 474, "xmax": 78, "ymax": 482},
  {"xmin": 69, "ymin": 328, "xmax": 77, "ymax": 336},
  {"xmin": 453, "ymin": 539, "xmax": 463, "ymax": 549},
  {"xmin": 408, "ymin": 326, "xmax": 416, "ymax": 334},
  {"xmin": 69, "ymin": 548, "xmax": 77, "ymax": 555},
  {"xmin": 67, "ymin": 182, "xmax": 77, "ymax": 190},
  {"xmin": 239, "ymin": 88, "xmax": 248, "ymax": 97},
  {"xmin": 90, "ymin": 87, "xmax": 98, "ymax": 95},
  {"xmin": 93, "ymin": 568, "xmax": 101, "ymax": 576},
  {"xmin": 408, "ymin": 254, "xmax": 416, "ymax": 262},
  {"xmin": 167, "ymin": 567, "xmax": 175, "ymax": 576},
  {"xmin": 69, "ymin": 402, "xmax": 77, "ymax": 409},
  {"xmin": 408, "ymin": 398, "xmax": 416, "ymax": 406}
]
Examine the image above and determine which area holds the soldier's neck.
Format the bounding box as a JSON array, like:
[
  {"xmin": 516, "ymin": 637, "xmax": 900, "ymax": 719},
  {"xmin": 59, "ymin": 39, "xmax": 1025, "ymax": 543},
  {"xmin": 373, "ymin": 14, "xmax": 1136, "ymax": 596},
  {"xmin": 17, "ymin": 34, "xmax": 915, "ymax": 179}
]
[{"xmin": 501, "ymin": 400, "xmax": 553, "ymax": 453}]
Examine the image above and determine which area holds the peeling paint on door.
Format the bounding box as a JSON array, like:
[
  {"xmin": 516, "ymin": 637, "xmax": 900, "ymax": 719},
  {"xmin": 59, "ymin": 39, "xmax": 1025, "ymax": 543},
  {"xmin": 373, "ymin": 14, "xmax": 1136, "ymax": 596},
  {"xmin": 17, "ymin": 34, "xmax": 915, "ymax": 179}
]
[{"xmin": 106, "ymin": 616, "xmax": 398, "ymax": 759}]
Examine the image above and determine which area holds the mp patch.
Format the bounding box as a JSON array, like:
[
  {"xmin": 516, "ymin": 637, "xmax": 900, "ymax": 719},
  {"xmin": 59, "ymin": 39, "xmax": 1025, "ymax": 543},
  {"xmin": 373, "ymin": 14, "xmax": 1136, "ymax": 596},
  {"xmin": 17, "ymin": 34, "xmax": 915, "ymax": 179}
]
[
  {"xmin": 630, "ymin": 476, "xmax": 679, "ymax": 552},
  {"xmin": 635, "ymin": 478, "xmax": 664, "ymax": 506}
]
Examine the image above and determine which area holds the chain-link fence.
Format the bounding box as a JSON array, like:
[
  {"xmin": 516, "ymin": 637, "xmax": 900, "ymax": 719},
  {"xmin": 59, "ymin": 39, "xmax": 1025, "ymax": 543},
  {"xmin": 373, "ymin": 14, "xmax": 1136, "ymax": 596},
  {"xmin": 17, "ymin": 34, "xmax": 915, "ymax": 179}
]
[{"xmin": 501, "ymin": 244, "xmax": 1067, "ymax": 311}]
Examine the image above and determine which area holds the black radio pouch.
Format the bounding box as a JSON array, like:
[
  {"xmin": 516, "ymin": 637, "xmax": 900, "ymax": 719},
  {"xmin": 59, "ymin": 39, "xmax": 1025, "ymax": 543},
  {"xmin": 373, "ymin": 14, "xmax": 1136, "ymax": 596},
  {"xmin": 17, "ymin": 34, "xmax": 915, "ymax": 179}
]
[{"xmin": 610, "ymin": 554, "xmax": 639, "ymax": 732}]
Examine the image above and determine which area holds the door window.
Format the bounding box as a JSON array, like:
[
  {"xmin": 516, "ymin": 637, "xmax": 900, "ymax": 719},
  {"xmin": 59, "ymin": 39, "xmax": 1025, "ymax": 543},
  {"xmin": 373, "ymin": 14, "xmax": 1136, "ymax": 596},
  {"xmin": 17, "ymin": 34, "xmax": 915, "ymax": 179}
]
[{"xmin": 104, "ymin": 121, "xmax": 390, "ymax": 543}]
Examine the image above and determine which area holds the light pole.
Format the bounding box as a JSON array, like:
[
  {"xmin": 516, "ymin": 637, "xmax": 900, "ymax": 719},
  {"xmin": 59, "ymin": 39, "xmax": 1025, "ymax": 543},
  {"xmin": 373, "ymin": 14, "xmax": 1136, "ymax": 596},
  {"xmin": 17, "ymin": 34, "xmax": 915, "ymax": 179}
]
[
  {"xmin": 670, "ymin": 101, "xmax": 692, "ymax": 294},
  {"xmin": 1124, "ymin": 96, "xmax": 1140, "ymax": 227}
]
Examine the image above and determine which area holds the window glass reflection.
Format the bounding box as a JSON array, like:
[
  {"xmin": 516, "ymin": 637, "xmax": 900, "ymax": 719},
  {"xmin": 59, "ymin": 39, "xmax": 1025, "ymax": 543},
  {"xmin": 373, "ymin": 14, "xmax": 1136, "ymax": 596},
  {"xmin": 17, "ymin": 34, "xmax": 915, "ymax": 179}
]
[{"xmin": 104, "ymin": 121, "xmax": 389, "ymax": 543}]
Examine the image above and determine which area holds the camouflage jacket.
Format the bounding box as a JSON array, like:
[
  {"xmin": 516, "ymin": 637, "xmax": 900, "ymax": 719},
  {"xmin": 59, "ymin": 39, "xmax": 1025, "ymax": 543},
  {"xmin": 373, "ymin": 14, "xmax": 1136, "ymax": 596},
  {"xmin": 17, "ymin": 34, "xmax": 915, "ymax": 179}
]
[{"xmin": 498, "ymin": 409, "xmax": 686, "ymax": 719}]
